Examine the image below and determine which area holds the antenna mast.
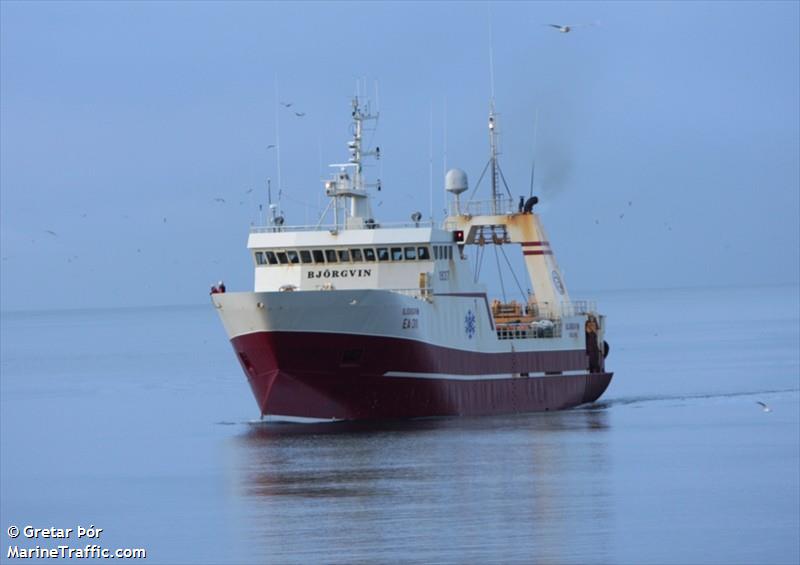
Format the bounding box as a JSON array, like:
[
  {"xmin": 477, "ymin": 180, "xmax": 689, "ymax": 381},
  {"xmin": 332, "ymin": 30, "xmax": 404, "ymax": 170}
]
[
  {"xmin": 274, "ymin": 79, "xmax": 283, "ymax": 203},
  {"xmin": 429, "ymin": 102, "xmax": 434, "ymax": 222},
  {"xmin": 322, "ymin": 96, "xmax": 380, "ymax": 230},
  {"xmin": 489, "ymin": 102, "xmax": 499, "ymax": 214},
  {"xmin": 529, "ymin": 108, "xmax": 539, "ymax": 198},
  {"xmin": 487, "ymin": 4, "xmax": 500, "ymax": 214}
]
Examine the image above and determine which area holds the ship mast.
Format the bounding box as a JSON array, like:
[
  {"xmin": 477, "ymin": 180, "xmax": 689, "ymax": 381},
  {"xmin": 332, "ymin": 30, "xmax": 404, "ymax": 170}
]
[
  {"xmin": 323, "ymin": 96, "xmax": 380, "ymax": 230},
  {"xmin": 488, "ymin": 100, "xmax": 499, "ymax": 214}
]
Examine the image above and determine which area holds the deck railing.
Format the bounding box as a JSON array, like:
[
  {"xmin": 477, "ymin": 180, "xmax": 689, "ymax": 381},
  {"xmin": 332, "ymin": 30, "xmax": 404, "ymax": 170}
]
[
  {"xmin": 448, "ymin": 197, "xmax": 518, "ymax": 217},
  {"xmin": 560, "ymin": 300, "xmax": 597, "ymax": 317},
  {"xmin": 250, "ymin": 220, "xmax": 435, "ymax": 234},
  {"xmin": 496, "ymin": 321, "xmax": 563, "ymax": 340},
  {"xmin": 388, "ymin": 287, "xmax": 431, "ymax": 299}
]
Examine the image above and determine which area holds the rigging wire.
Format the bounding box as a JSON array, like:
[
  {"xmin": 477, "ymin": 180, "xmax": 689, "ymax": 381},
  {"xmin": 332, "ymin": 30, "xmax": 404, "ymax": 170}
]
[
  {"xmin": 497, "ymin": 166, "xmax": 514, "ymax": 199},
  {"xmin": 493, "ymin": 244, "xmax": 507, "ymax": 303},
  {"xmin": 499, "ymin": 245, "xmax": 528, "ymax": 303},
  {"xmin": 529, "ymin": 108, "xmax": 539, "ymax": 198},
  {"xmin": 474, "ymin": 244, "xmax": 485, "ymax": 282},
  {"xmin": 468, "ymin": 159, "xmax": 492, "ymax": 202}
]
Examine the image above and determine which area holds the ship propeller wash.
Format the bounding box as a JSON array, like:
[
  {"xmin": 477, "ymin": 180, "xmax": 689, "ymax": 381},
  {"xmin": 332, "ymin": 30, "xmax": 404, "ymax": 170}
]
[{"xmin": 212, "ymin": 97, "xmax": 612, "ymax": 422}]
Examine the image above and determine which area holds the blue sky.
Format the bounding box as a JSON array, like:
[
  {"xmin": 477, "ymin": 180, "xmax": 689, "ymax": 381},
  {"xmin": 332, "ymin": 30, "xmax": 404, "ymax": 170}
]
[{"xmin": 1, "ymin": 1, "xmax": 798, "ymax": 310}]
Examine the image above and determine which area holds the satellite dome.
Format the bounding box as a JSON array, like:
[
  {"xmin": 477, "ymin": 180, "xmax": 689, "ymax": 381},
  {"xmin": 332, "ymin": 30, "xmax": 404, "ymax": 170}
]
[{"xmin": 445, "ymin": 169, "xmax": 468, "ymax": 195}]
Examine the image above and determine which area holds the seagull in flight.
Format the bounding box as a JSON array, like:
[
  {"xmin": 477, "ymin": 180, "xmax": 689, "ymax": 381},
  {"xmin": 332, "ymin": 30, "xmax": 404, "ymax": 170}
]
[
  {"xmin": 546, "ymin": 21, "xmax": 598, "ymax": 34},
  {"xmin": 280, "ymin": 101, "xmax": 293, "ymax": 108},
  {"xmin": 756, "ymin": 401, "xmax": 772, "ymax": 413},
  {"xmin": 213, "ymin": 197, "xmax": 226, "ymax": 203},
  {"xmin": 294, "ymin": 111, "xmax": 306, "ymax": 117},
  {"xmin": 245, "ymin": 188, "xmax": 254, "ymax": 194},
  {"xmin": 266, "ymin": 144, "xmax": 276, "ymax": 149},
  {"xmin": 44, "ymin": 229, "xmax": 58, "ymax": 237}
]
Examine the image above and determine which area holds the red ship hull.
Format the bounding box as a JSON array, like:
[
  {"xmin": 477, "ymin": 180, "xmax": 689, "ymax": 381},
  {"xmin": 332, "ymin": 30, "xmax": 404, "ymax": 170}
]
[{"xmin": 230, "ymin": 331, "xmax": 612, "ymax": 421}]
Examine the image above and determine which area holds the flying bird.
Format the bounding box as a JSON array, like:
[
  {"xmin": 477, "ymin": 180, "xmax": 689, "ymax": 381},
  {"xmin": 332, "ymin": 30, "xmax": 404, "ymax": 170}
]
[
  {"xmin": 756, "ymin": 401, "xmax": 772, "ymax": 413},
  {"xmin": 267, "ymin": 144, "xmax": 276, "ymax": 149},
  {"xmin": 294, "ymin": 112, "xmax": 306, "ymax": 117},
  {"xmin": 245, "ymin": 188, "xmax": 254, "ymax": 194},
  {"xmin": 546, "ymin": 21, "xmax": 598, "ymax": 34},
  {"xmin": 280, "ymin": 101, "xmax": 293, "ymax": 108},
  {"xmin": 213, "ymin": 198, "xmax": 226, "ymax": 203},
  {"xmin": 44, "ymin": 230, "xmax": 58, "ymax": 237}
]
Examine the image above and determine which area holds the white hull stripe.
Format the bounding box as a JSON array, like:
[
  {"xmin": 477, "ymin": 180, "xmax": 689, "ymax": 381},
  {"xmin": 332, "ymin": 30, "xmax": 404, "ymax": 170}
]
[
  {"xmin": 383, "ymin": 370, "xmax": 590, "ymax": 381},
  {"xmin": 255, "ymin": 414, "xmax": 345, "ymax": 424}
]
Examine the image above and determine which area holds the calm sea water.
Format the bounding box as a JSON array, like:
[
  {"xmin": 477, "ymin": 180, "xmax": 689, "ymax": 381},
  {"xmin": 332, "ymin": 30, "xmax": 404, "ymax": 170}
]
[{"xmin": 1, "ymin": 285, "xmax": 798, "ymax": 564}]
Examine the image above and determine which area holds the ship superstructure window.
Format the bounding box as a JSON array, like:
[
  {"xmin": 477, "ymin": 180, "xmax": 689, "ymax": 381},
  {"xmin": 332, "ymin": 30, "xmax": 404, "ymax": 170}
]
[{"xmin": 256, "ymin": 246, "xmax": 436, "ymax": 265}]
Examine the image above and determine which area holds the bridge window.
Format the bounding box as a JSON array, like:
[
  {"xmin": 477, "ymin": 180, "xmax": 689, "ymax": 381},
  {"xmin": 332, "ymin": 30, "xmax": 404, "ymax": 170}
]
[
  {"xmin": 299, "ymin": 250, "xmax": 312, "ymax": 263},
  {"xmin": 377, "ymin": 247, "xmax": 389, "ymax": 261},
  {"xmin": 265, "ymin": 251, "xmax": 278, "ymax": 265},
  {"xmin": 325, "ymin": 249, "xmax": 338, "ymax": 263},
  {"xmin": 364, "ymin": 248, "xmax": 376, "ymax": 262},
  {"xmin": 276, "ymin": 251, "xmax": 288, "ymax": 265},
  {"xmin": 338, "ymin": 249, "xmax": 351, "ymax": 262},
  {"xmin": 404, "ymin": 246, "xmax": 417, "ymax": 260},
  {"xmin": 350, "ymin": 248, "xmax": 363, "ymax": 262},
  {"xmin": 418, "ymin": 246, "xmax": 430, "ymax": 260},
  {"xmin": 287, "ymin": 250, "xmax": 300, "ymax": 264},
  {"xmin": 255, "ymin": 251, "xmax": 267, "ymax": 265},
  {"xmin": 312, "ymin": 249, "xmax": 325, "ymax": 263},
  {"xmin": 391, "ymin": 247, "xmax": 403, "ymax": 261}
]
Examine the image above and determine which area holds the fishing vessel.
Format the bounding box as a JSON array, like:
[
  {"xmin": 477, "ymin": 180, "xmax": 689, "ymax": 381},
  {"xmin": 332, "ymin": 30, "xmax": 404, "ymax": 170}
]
[{"xmin": 212, "ymin": 96, "xmax": 612, "ymax": 422}]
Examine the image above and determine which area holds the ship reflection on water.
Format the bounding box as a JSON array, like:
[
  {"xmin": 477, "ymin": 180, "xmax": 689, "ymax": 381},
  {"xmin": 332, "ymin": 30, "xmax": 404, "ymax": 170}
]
[{"xmin": 234, "ymin": 409, "xmax": 612, "ymax": 563}]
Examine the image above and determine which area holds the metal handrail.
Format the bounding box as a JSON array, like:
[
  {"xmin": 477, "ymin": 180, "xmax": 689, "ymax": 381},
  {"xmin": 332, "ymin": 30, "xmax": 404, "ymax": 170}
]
[
  {"xmin": 250, "ymin": 220, "xmax": 436, "ymax": 234},
  {"xmin": 560, "ymin": 300, "xmax": 597, "ymax": 316},
  {"xmin": 448, "ymin": 197, "xmax": 517, "ymax": 217},
  {"xmin": 496, "ymin": 321, "xmax": 563, "ymax": 340}
]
